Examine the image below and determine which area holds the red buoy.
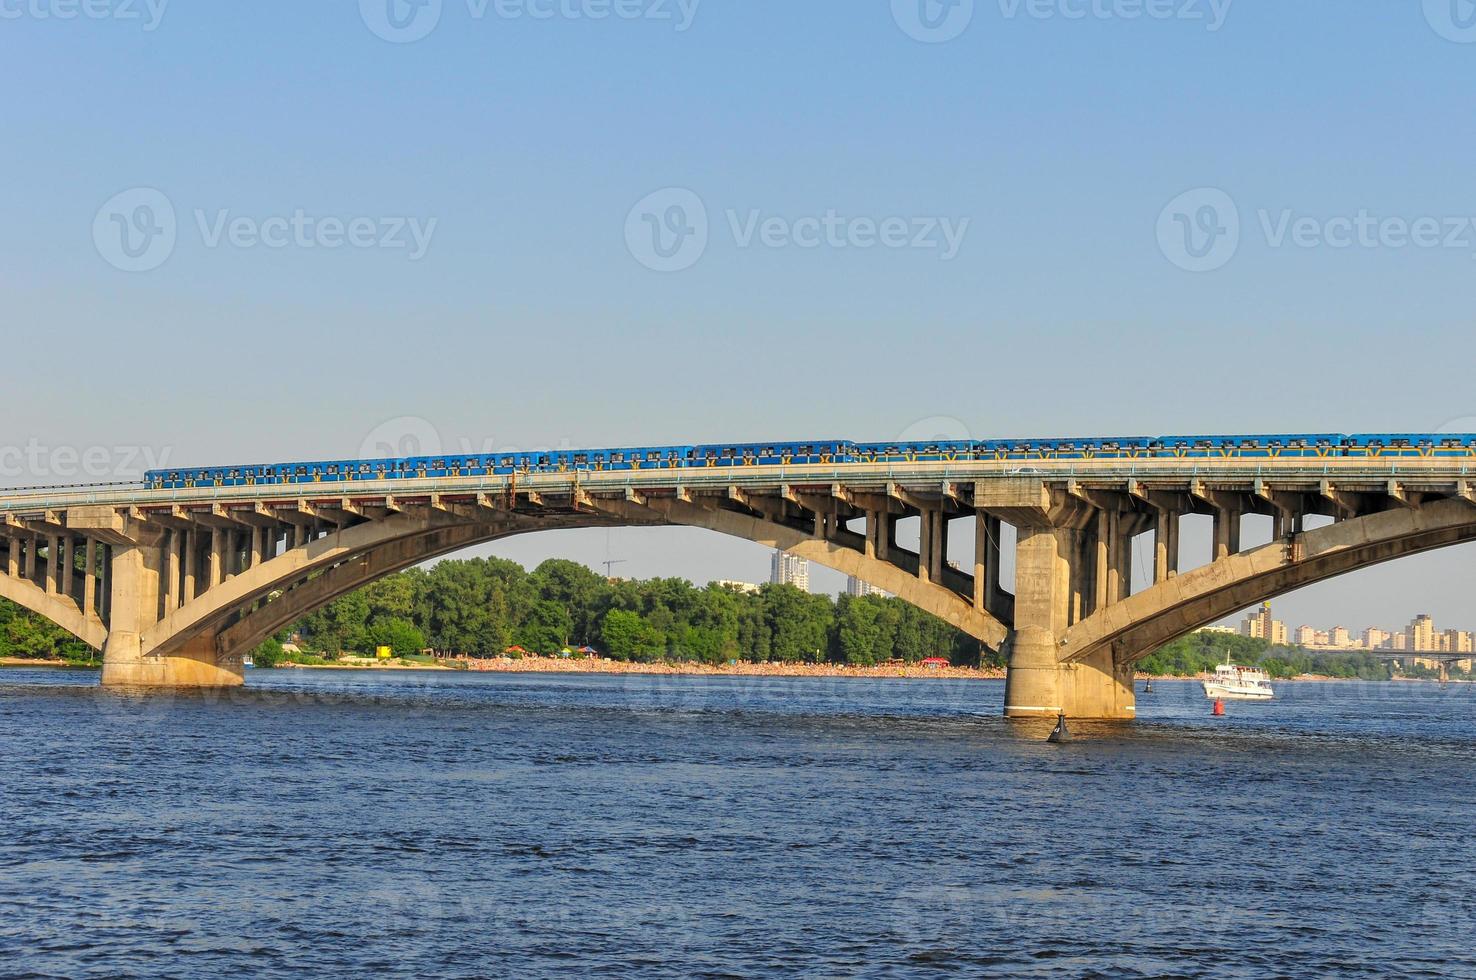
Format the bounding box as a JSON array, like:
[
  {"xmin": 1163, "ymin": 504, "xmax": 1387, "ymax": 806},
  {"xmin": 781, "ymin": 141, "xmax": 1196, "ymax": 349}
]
[{"xmin": 1213, "ymin": 698, "xmax": 1226, "ymax": 717}]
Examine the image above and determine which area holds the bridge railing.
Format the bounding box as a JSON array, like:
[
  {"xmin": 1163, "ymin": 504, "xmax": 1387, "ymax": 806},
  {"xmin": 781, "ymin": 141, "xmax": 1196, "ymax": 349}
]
[{"xmin": 0, "ymin": 458, "xmax": 1472, "ymax": 516}]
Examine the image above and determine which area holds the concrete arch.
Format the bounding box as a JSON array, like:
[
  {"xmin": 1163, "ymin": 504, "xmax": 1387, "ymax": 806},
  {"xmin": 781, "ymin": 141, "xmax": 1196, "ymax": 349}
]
[
  {"xmin": 1061, "ymin": 498, "xmax": 1476, "ymax": 666},
  {"xmin": 140, "ymin": 509, "xmax": 471, "ymax": 659},
  {"xmin": 595, "ymin": 496, "xmax": 1010, "ymax": 647},
  {"xmin": 142, "ymin": 494, "xmax": 1009, "ymax": 666},
  {"xmin": 220, "ymin": 500, "xmax": 1011, "ymax": 658},
  {"xmin": 0, "ymin": 574, "xmax": 107, "ymax": 650},
  {"xmin": 217, "ymin": 518, "xmax": 553, "ymax": 654}
]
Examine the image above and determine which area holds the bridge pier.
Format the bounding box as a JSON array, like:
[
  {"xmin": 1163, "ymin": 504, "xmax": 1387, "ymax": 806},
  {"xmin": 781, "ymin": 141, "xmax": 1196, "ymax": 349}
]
[
  {"xmin": 988, "ymin": 486, "xmax": 1137, "ymax": 721},
  {"xmin": 92, "ymin": 514, "xmax": 244, "ymax": 689},
  {"xmin": 100, "ymin": 633, "xmax": 244, "ymax": 688}
]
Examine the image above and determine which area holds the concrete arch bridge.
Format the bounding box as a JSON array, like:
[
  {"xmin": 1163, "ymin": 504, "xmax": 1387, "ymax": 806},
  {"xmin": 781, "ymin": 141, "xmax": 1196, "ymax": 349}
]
[{"xmin": 1, "ymin": 458, "xmax": 1473, "ymax": 720}]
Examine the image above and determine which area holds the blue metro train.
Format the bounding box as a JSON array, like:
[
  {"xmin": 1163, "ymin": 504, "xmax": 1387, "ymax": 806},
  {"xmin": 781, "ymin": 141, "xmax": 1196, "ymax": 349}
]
[{"xmin": 143, "ymin": 433, "xmax": 1476, "ymax": 490}]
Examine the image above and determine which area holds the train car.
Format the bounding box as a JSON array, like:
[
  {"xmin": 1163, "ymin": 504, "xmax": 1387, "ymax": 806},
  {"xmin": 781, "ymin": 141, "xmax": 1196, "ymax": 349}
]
[
  {"xmin": 854, "ymin": 441, "xmax": 973, "ymax": 463},
  {"xmin": 1345, "ymin": 433, "xmax": 1455, "ymax": 458},
  {"xmin": 691, "ymin": 441, "xmax": 855, "ymax": 467},
  {"xmin": 1149, "ymin": 434, "xmax": 1344, "ymax": 459}
]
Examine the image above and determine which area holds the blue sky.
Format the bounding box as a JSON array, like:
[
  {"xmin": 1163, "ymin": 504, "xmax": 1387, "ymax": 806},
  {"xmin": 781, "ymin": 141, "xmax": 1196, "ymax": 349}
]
[{"xmin": 5, "ymin": 0, "xmax": 1476, "ymax": 633}]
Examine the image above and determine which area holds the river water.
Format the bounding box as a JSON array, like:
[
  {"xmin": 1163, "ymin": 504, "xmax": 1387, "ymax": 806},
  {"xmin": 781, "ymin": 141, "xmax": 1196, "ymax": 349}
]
[{"xmin": 1, "ymin": 668, "xmax": 1473, "ymax": 978}]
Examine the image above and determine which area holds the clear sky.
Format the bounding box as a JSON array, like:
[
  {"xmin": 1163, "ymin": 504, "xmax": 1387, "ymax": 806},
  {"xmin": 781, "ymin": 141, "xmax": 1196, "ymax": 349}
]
[{"xmin": 5, "ymin": 0, "xmax": 1475, "ymax": 634}]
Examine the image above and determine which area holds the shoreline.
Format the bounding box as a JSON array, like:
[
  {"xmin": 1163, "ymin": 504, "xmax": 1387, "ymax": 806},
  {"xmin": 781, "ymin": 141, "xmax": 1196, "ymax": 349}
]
[{"xmin": 2, "ymin": 657, "xmax": 1460, "ymax": 684}]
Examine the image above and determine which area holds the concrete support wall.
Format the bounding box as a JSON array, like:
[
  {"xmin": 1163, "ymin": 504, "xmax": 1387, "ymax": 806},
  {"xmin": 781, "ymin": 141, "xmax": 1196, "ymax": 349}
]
[{"xmin": 999, "ymin": 496, "xmax": 1136, "ymax": 721}]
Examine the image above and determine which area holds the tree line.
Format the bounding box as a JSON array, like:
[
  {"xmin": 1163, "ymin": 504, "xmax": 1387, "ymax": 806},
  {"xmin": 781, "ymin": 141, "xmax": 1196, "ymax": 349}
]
[
  {"xmin": 0, "ymin": 557, "xmax": 1455, "ymax": 679},
  {"xmin": 1138, "ymin": 630, "xmax": 1400, "ymax": 681},
  {"xmin": 282, "ymin": 557, "xmax": 985, "ymax": 666}
]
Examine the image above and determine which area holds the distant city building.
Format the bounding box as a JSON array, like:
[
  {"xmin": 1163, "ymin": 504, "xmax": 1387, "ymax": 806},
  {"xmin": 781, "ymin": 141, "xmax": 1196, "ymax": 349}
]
[
  {"xmin": 846, "ymin": 576, "xmax": 886, "ymax": 598},
  {"xmin": 770, "ymin": 550, "xmax": 810, "ymax": 592},
  {"xmin": 1242, "ymin": 603, "xmax": 1287, "ymax": 644},
  {"xmin": 1196, "ymin": 626, "xmax": 1238, "ymax": 636},
  {"xmin": 1232, "ymin": 609, "xmax": 1476, "ymax": 655},
  {"xmin": 716, "ymin": 580, "xmax": 761, "ymax": 595}
]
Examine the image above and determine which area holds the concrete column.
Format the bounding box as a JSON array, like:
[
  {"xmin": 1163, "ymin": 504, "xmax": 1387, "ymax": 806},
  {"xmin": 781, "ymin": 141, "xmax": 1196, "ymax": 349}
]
[
  {"xmin": 46, "ymin": 536, "xmax": 61, "ymax": 595},
  {"xmin": 99, "ymin": 545, "xmax": 111, "ymax": 622},
  {"xmin": 878, "ymin": 515, "xmax": 892, "ymax": 564},
  {"xmin": 1004, "ymin": 523, "xmax": 1135, "ymax": 722},
  {"xmin": 1093, "ymin": 510, "xmax": 1110, "ymax": 613},
  {"xmin": 1212, "ymin": 509, "xmax": 1242, "ymax": 561},
  {"xmin": 164, "ymin": 531, "xmax": 181, "ymax": 611},
  {"xmin": 183, "ymin": 530, "xmax": 197, "ymax": 602},
  {"xmin": 5, "ymin": 538, "xmax": 18, "ymax": 579},
  {"xmin": 209, "ymin": 529, "xmax": 224, "ymax": 588},
  {"xmin": 917, "ymin": 509, "xmax": 932, "ymax": 582},
  {"xmin": 973, "ymin": 512, "xmax": 987, "ymax": 610},
  {"xmin": 865, "ymin": 510, "xmax": 880, "ymax": 560},
  {"xmin": 84, "ymin": 541, "xmax": 97, "ymax": 617},
  {"xmin": 60, "ymin": 537, "xmax": 74, "ymax": 601},
  {"xmin": 250, "ymin": 527, "xmax": 265, "ymax": 568},
  {"xmin": 99, "ymin": 521, "xmax": 242, "ymax": 689},
  {"xmin": 1105, "ymin": 510, "xmax": 1124, "ymax": 603},
  {"xmin": 24, "ymin": 538, "xmax": 37, "ymax": 584},
  {"xmin": 1154, "ymin": 509, "xmax": 1180, "ymax": 582},
  {"xmin": 983, "ymin": 515, "xmax": 1002, "ymax": 616},
  {"xmin": 928, "ymin": 511, "xmax": 945, "ymax": 584}
]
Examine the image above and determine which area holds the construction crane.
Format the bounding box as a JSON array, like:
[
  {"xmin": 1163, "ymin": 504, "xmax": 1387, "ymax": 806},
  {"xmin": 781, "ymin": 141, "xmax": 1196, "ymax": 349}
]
[{"xmin": 602, "ymin": 559, "xmax": 627, "ymax": 578}]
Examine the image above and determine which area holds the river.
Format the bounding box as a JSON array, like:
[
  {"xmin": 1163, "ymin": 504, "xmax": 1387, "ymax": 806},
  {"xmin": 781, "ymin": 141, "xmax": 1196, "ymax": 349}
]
[{"xmin": 1, "ymin": 668, "xmax": 1473, "ymax": 978}]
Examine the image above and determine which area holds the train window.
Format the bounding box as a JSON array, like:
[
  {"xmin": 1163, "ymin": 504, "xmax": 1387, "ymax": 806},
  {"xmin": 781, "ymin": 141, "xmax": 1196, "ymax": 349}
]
[
  {"xmin": 722, "ymin": 448, "xmax": 735, "ymax": 458},
  {"xmin": 327, "ymin": 465, "xmax": 338, "ymax": 474},
  {"xmin": 797, "ymin": 445, "xmax": 812, "ymax": 455},
  {"xmin": 574, "ymin": 454, "xmax": 589, "ymax": 465}
]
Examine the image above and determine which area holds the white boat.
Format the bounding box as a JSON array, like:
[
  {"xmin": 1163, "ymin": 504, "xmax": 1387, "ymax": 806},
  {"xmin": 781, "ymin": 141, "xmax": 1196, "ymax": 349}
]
[{"xmin": 1202, "ymin": 661, "xmax": 1274, "ymax": 700}]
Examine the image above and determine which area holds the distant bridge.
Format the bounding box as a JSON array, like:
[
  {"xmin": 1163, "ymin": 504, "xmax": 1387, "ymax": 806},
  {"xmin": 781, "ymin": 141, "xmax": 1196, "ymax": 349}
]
[{"xmin": 4, "ymin": 448, "xmax": 1476, "ymax": 720}]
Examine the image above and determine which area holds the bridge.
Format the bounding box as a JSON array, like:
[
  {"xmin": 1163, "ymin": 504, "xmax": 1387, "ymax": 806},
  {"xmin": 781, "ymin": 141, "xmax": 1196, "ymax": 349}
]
[{"xmin": 3, "ymin": 453, "xmax": 1476, "ymax": 720}]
